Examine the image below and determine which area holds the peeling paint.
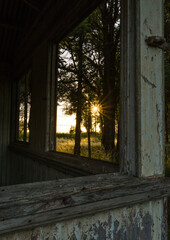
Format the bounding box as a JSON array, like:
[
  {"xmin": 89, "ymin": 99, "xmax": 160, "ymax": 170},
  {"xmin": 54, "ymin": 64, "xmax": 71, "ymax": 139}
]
[
  {"xmin": 143, "ymin": 18, "xmax": 153, "ymax": 34},
  {"xmin": 139, "ymin": 0, "xmax": 164, "ymax": 177},
  {"xmin": 1, "ymin": 200, "xmax": 166, "ymax": 240},
  {"xmin": 141, "ymin": 75, "xmax": 156, "ymax": 89},
  {"xmin": 156, "ymin": 104, "xmax": 161, "ymax": 149},
  {"xmin": 161, "ymin": 198, "xmax": 167, "ymax": 240},
  {"xmin": 141, "ymin": 213, "xmax": 152, "ymax": 240}
]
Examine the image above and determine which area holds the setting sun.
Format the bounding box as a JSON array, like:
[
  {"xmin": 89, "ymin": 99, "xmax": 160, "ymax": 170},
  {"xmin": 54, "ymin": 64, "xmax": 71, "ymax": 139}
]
[{"xmin": 92, "ymin": 105, "xmax": 100, "ymax": 114}]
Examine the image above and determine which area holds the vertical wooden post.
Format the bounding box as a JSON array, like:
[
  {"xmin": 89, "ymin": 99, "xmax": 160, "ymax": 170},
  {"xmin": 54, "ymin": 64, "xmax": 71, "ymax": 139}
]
[
  {"xmin": 120, "ymin": 0, "xmax": 164, "ymax": 177},
  {"xmin": 46, "ymin": 43, "xmax": 57, "ymax": 151},
  {"xmin": 120, "ymin": 0, "xmax": 137, "ymax": 175}
]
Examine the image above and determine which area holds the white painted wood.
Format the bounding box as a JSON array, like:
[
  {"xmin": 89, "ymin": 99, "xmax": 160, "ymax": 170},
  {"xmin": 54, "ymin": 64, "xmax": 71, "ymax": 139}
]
[
  {"xmin": 136, "ymin": 0, "xmax": 164, "ymax": 177},
  {"xmin": 121, "ymin": 0, "xmax": 164, "ymax": 177},
  {"xmin": 1, "ymin": 199, "xmax": 166, "ymax": 240},
  {"xmin": 46, "ymin": 43, "xmax": 57, "ymax": 152},
  {"xmin": 0, "ymin": 175, "xmax": 169, "ymax": 235}
]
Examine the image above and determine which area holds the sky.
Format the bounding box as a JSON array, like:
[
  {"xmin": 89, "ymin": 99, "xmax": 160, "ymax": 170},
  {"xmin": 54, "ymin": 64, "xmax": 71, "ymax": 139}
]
[
  {"xmin": 56, "ymin": 102, "xmax": 76, "ymax": 133},
  {"xmin": 56, "ymin": 102, "xmax": 100, "ymax": 133}
]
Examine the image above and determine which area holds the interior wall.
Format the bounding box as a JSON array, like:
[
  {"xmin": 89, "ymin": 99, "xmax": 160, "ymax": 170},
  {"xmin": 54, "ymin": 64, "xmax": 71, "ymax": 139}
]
[
  {"xmin": 6, "ymin": 0, "xmax": 105, "ymax": 186},
  {"xmin": 29, "ymin": 42, "xmax": 49, "ymax": 153},
  {"xmin": 10, "ymin": 151, "xmax": 73, "ymax": 185},
  {"xmin": 0, "ymin": 63, "xmax": 11, "ymax": 186},
  {"xmin": 7, "ymin": 42, "xmax": 73, "ymax": 185}
]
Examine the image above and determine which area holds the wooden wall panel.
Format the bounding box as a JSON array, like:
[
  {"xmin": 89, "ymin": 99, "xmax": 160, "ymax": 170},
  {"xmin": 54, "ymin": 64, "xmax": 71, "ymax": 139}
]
[
  {"xmin": 0, "ymin": 64, "xmax": 11, "ymax": 186},
  {"xmin": 7, "ymin": 42, "xmax": 75, "ymax": 185},
  {"xmin": 29, "ymin": 42, "xmax": 49, "ymax": 153},
  {"xmin": 9, "ymin": 151, "xmax": 73, "ymax": 185}
]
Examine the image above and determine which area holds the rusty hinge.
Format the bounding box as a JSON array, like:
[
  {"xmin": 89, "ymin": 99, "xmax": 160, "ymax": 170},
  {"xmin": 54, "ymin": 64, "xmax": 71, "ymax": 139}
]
[{"xmin": 145, "ymin": 36, "xmax": 170, "ymax": 53}]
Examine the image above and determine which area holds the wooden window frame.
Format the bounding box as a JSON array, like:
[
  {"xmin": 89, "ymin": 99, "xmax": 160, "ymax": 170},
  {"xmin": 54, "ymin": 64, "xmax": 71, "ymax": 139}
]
[{"xmin": 45, "ymin": 1, "xmax": 123, "ymax": 174}]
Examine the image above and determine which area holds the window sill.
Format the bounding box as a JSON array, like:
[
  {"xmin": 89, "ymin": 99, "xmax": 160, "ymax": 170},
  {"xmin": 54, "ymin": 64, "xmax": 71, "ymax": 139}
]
[
  {"xmin": 10, "ymin": 144, "xmax": 120, "ymax": 176},
  {"xmin": 0, "ymin": 175, "xmax": 170, "ymax": 235}
]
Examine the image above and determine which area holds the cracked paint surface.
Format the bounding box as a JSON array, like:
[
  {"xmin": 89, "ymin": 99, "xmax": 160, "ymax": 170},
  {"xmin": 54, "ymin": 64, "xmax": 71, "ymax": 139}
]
[
  {"xmin": 138, "ymin": 0, "xmax": 164, "ymax": 177},
  {"xmin": 1, "ymin": 199, "xmax": 166, "ymax": 240}
]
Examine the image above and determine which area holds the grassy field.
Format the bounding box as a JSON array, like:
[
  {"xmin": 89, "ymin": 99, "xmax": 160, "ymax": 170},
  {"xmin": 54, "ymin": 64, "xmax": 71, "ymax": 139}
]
[
  {"xmin": 56, "ymin": 132, "xmax": 118, "ymax": 162},
  {"xmin": 56, "ymin": 133, "xmax": 111, "ymax": 161}
]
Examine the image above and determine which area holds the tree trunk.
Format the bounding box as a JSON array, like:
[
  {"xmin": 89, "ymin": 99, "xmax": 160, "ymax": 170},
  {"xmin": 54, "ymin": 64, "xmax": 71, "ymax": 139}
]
[
  {"xmin": 74, "ymin": 37, "xmax": 83, "ymax": 155},
  {"xmin": 87, "ymin": 99, "xmax": 92, "ymax": 158},
  {"xmin": 115, "ymin": 120, "xmax": 119, "ymax": 162},
  {"xmin": 101, "ymin": 1, "xmax": 117, "ymax": 161}
]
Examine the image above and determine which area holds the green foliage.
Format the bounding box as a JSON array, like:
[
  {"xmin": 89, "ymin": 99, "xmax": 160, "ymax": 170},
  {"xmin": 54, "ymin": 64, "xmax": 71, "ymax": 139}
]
[
  {"xmin": 56, "ymin": 133, "xmax": 114, "ymax": 161},
  {"xmin": 57, "ymin": 1, "xmax": 120, "ymax": 157}
]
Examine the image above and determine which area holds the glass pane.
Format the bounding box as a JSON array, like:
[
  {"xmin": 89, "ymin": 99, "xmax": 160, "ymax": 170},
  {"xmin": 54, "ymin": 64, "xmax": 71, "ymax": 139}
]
[
  {"xmin": 17, "ymin": 71, "xmax": 31, "ymax": 142},
  {"xmin": 56, "ymin": 0, "xmax": 121, "ymax": 163},
  {"xmin": 18, "ymin": 77, "xmax": 25, "ymax": 141},
  {"xmin": 18, "ymin": 103, "xmax": 25, "ymax": 141},
  {"xmin": 26, "ymin": 71, "xmax": 31, "ymax": 142}
]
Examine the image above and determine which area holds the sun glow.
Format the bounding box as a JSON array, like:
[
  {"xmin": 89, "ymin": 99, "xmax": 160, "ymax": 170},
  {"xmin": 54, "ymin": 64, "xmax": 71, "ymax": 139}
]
[{"xmin": 91, "ymin": 105, "xmax": 100, "ymax": 114}]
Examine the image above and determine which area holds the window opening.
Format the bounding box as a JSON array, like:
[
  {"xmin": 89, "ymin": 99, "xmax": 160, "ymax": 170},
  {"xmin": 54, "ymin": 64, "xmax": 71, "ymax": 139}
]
[
  {"xmin": 56, "ymin": 0, "xmax": 121, "ymax": 163},
  {"xmin": 17, "ymin": 71, "xmax": 31, "ymax": 142}
]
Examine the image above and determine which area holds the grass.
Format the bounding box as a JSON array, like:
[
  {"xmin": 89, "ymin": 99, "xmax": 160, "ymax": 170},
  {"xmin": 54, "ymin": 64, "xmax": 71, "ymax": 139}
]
[
  {"xmin": 18, "ymin": 131, "xmax": 30, "ymax": 142},
  {"xmin": 56, "ymin": 132, "xmax": 118, "ymax": 162}
]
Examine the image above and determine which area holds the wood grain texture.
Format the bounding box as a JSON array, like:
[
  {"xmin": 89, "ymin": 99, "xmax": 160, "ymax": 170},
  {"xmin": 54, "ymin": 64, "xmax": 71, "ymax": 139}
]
[
  {"xmin": 0, "ymin": 63, "xmax": 11, "ymax": 186},
  {"xmin": 0, "ymin": 175, "xmax": 170, "ymax": 234},
  {"xmin": 136, "ymin": 0, "xmax": 164, "ymax": 177},
  {"xmin": 120, "ymin": 0, "xmax": 164, "ymax": 177},
  {"xmin": 120, "ymin": 0, "xmax": 137, "ymax": 175},
  {"xmin": 9, "ymin": 149, "xmax": 73, "ymax": 185},
  {"xmin": 10, "ymin": 144, "xmax": 120, "ymax": 177}
]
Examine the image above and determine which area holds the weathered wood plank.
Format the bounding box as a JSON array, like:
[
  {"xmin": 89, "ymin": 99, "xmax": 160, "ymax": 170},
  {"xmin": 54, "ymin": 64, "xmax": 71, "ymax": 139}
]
[
  {"xmin": 120, "ymin": 0, "xmax": 164, "ymax": 177},
  {"xmin": 0, "ymin": 63, "xmax": 11, "ymax": 186},
  {"xmin": 136, "ymin": 0, "xmax": 164, "ymax": 177},
  {"xmin": 0, "ymin": 176, "xmax": 170, "ymax": 234},
  {"xmin": 0, "ymin": 174, "xmax": 129, "ymax": 202},
  {"xmin": 120, "ymin": 0, "xmax": 136, "ymax": 175},
  {"xmin": 10, "ymin": 144, "xmax": 120, "ymax": 176},
  {"xmin": 0, "ymin": 180, "xmax": 168, "ymax": 218}
]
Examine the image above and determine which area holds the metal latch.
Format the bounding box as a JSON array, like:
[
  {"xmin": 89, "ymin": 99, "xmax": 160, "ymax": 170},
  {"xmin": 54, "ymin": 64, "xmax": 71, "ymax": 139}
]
[{"xmin": 145, "ymin": 36, "xmax": 170, "ymax": 53}]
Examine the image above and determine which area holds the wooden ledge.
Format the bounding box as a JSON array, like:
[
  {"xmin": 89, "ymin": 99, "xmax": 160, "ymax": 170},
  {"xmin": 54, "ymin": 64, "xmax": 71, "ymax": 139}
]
[
  {"xmin": 10, "ymin": 144, "xmax": 119, "ymax": 176},
  {"xmin": 1, "ymin": 174, "xmax": 170, "ymax": 235}
]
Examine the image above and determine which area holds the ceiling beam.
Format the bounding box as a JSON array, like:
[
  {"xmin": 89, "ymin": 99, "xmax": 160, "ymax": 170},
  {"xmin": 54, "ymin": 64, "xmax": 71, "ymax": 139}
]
[
  {"xmin": 0, "ymin": 21, "xmax": 22, "ymax": 31},
  {"xmin": 23, "ymin": 0, "xmax": 41, "ymax": 12}
]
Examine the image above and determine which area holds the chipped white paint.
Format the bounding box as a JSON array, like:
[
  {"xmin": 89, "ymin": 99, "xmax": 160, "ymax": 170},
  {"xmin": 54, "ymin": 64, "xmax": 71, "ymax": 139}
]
[
  {"xmin": 1, "ymin": 199, "xmax": 166, "ymax": 240},
  {"xmin": 121, "ymin": 0, "xmax": 164, "ymax": 177},
  {"xmin": 136, "ymin": 0, "xmax": 164, "ymax": 177}
]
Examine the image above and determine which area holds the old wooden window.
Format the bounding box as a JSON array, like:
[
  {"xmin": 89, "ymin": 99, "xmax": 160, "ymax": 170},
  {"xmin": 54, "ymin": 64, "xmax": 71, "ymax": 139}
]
[
  {"xmin": 0, "ymin": 0, "xmax": 168, "ymax": 236},
  {"xmin": 16, "ymin": 71, "xmax": 31, "ymax": 143}
]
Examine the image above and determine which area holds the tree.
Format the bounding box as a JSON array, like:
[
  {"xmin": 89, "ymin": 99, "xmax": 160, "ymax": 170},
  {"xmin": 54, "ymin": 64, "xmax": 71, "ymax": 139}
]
[
  {"xmin": 100, "ymin": 0, "xmax": 120, "ymax": 160},
  {"xmin": 58, "ymin": 20, "xmax": 93, "ymax": 155},
  {"xmin": 57, "ymin": 0, "xmax": 121, "ymax": 161}
]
